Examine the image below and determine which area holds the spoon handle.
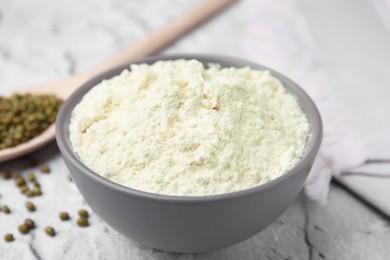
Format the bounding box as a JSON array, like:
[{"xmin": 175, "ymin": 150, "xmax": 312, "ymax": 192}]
[
  {"xmin": 89, "ymin": 0, "xmax": 237, "ymax": 76},
  {"xmin": 28, "ymin": 0, "xmax": 236, "ymax": 99}
]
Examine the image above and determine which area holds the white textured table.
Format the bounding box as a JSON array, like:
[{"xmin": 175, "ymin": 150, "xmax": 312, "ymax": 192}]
[{"xmin": 1, "ymin": 1, "xmax": 390, "ymax": 259}]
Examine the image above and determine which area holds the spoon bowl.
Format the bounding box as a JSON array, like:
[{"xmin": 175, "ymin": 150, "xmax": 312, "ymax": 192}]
[{"xmin": 0, "ymin": 74, "xmax": 87, "ymax": 162}]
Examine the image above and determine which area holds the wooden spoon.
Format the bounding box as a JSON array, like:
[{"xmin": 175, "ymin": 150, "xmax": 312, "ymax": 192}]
[{"xmin": 0, "ymin": 0, "xmax": 237, "ymax": 163}]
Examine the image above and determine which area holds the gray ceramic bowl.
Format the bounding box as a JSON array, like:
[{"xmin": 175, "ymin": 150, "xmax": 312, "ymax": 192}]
[{"xmin": 56, "ymin": 54, "xmax": 322, "ymax": 253}]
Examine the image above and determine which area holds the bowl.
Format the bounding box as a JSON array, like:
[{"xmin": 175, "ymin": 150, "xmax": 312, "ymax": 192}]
[{"xmin": 56, "ymin": 54, "xmax": 322, "ymax": 253}]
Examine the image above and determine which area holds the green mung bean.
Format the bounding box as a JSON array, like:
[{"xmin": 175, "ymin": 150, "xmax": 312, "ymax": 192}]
[
  {"xmin": 39, "ymin": 165, "xmax": 50, "ymax": 173},
  {"xmin": 20, "ymin": 185, "xmax": 29, "ymax": 194},
  {"xmin": 44, "ymin": 227, "xmax": 55, "ymax": 237},
  {"xmin": 78, "ymin": 209, "xmax": 89, "ymax": 218},
  {"xmin": 26, "ymin": 190, "xmax": 35, "ymax": 197},
  {"xmin": 25, "ymin": 219, "xmax": 35, "ymax": 230},
  {"xmin": 27, "ymin": 172, "xmax": 36, "ymax": 182},
  {"xmin": 1, "ymin": 205, "xmax": 11, "ymax": 214},
  {"xmin": 15, "ymin": 176, "xmax": 26, "ymax": 187},
  {"xmin": 33, "ymin": 187, "xmax": 42, "ymax": 196},
  {"xmin": 59, "ymin": 212, "xmax": 70, "ymax": 221},
  {"xmin": 76, "ymin": 218, "xmax": 89, "ymax": 227},
  {"xmin": 18, "ymin": 224, "xmax": 29, "ymax": 234},
  {"xmin": 4, "ymin": 233, "xmax": 14, "ymax": 242},
  {"xmin": 25, "ymin": 201, "xmax": 36, "ymax": 212}
]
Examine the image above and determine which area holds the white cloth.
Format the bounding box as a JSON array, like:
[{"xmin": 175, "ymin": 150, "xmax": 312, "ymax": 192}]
[{"xmin": 241, "ymin": 0, "xmax": 389, "ymax": 205}]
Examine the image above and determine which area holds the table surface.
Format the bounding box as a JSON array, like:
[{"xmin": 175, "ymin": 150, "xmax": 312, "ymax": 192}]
[{"xmin": 1, "ymin": 0, "xmax": 389, "ymax": 259}]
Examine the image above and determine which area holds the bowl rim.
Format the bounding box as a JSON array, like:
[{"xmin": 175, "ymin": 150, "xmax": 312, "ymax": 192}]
[{"xmin": 56, "ymin": 54, "xmax": 323, "ymax": 203}]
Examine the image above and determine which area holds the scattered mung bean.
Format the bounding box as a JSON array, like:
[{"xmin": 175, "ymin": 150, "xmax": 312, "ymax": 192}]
[
  {"xmin": 4, "ymin": 233, "xmax": 14, "ymax": 242},
  {"xmin": 33, "ymin": 187, "xmax": 42, "ymax": 196},
  {"xmin": 25, "ymin": 219, "xmax": 35, "ymax": 230},
  {"xmin": 77, "ymin": 218, "xmax": 89, "ymax": 227},
  {"xmin": 18, "ymin": 224, "xmax": 29, "ymax": 234},
  {"xmin": 27, "ymin": 172, "xmax": 36, "ymax": 182},
  {"xmin": 78, "ymin": 209, "xmax": 89, "ymax": 218},
  {"xmin": 40, "ymin": 165, "xmax": 50, "ymax": 173},
  {"xmin": 44, "ymin": 226, "xmax": 55, "ymax": 237},
  {"xmin": 25, "ymin": 201, "xmax": 36, "ymax": 212},
  {"xmin": 1, "ymin": 205, "xmax": 11, "ymax": 214},
  {"xmin": 59, "ymin": 212, "xmax": 70, "ymax": 221},
  {"xmin": 26, "ymin": 190, "xmax": 35, "ymax": 197},
  {"xmin": 15, "ymin": 176, "xmax": 26, "ymax": 187},
  {"xmin": 20, "ymin": 185, "xmax": 29, "ymax": 194}
]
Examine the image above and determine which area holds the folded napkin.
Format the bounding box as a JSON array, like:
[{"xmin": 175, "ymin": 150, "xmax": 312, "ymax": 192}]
[{"xmin": 241, "ymin": 0, "xmax": 390, "ymax": 209}]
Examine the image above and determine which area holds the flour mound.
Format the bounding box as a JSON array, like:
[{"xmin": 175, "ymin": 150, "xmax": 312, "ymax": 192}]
[{"xmin": 69, "ymin": 60, "xmax": 309, "ymax": 196}]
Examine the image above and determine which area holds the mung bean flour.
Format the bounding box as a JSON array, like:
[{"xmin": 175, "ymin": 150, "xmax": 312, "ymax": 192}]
[{"xmin": 69, "ymin": 60, "xmax": 309, "ymax": 196}]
